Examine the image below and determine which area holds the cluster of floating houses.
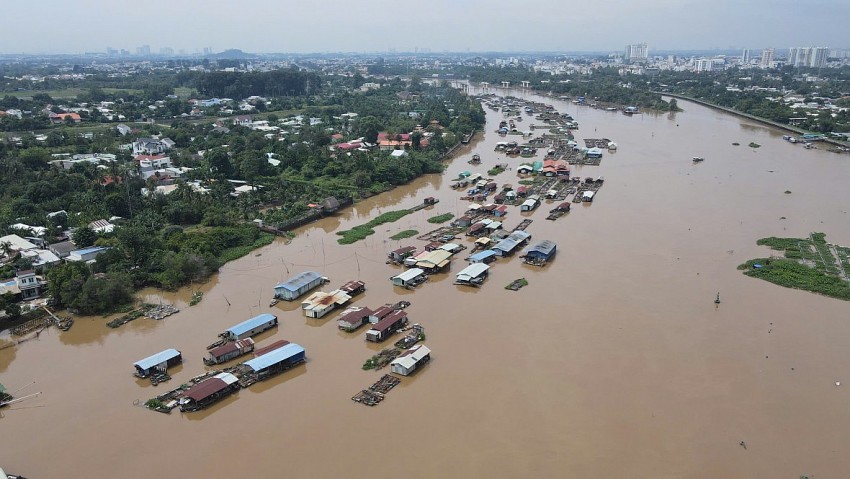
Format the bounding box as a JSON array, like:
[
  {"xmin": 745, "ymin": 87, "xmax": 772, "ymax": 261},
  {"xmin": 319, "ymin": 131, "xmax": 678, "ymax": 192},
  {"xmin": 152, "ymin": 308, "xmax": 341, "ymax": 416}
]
[
  {"xmin": 129, "ymin": 94, "xmax": 618, "ymax": 416},
  {"xmin": 137, "ymin": 268, "xmax": 432, "ymax": 412}
]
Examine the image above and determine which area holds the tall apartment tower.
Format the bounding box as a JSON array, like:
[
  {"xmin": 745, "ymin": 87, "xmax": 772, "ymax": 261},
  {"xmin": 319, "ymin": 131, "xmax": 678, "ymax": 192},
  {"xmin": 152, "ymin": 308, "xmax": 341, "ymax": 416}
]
[
  {"xmin": 760, "ymin": 48, "xmax": 775, "ymax": 68},
  {"xmin": 741, "ymin": 49, "xmax": 751, "ymax": 64},
  {"xmin": 810, "ymin": 47, "xmax": 829, "ymax": 68},
  {"xmin": 624, "ymin": 43, "xmax": 649, "ymax": 63}
]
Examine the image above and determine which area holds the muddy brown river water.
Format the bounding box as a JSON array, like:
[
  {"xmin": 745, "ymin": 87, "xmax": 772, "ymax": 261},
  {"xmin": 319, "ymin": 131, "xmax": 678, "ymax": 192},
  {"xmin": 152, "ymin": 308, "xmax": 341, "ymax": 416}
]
[{"xmin": 3, "ymin": 87, "xmax": 850, "ymax": 478}]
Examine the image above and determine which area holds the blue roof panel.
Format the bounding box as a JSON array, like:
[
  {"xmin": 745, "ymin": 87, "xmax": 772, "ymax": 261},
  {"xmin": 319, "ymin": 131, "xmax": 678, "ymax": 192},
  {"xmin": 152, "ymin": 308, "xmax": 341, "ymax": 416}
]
[
  {"xmin": 243, "ymin": 343, "xmax": 305, "ymax": 371},
  {"xmin": 134, "ymin": 349, "xmax": 180, "ymax": 370},
  {"xmin": 275, "ymin": 271, "xmax": 322, "ymax": 292},
  {"xmin": 469, "ymin": 250, "xmax": 496, "ymax": 261},
  {"xmin": 227, "ymin": 314, "xmax": 277, "ymax": 337}
]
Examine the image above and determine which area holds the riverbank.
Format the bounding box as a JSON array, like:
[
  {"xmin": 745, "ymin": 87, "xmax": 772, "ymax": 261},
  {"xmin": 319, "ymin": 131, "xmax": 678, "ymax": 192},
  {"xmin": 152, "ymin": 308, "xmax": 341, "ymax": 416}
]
[{"xmin": 659, "ymin": 92, "xmax": 850, "ymax": 149}]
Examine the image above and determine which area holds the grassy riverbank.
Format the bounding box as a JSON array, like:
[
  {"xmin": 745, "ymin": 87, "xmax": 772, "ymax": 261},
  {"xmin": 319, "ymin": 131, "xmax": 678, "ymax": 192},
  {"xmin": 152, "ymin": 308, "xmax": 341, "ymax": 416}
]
[{"xmin": 739, "ymin": 233, "xmax": 850, "ymax": 301}]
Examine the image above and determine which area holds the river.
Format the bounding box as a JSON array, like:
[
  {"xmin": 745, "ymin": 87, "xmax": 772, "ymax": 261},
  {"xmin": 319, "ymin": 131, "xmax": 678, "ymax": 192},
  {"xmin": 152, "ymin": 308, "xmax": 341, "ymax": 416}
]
[{"xmin": 2, "ymin": 87, "xmax": 850, "ymax": 478}]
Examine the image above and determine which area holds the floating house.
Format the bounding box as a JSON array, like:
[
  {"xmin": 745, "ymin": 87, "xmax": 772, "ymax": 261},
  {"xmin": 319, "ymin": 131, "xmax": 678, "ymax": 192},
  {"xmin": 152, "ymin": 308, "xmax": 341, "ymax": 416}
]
[
  {"xmin": 204, "ymin": 338, "xmax": 255, "ymax": 366},
  {"xmin": 438, "ymin": 243, "xmax": 464, "ymax": 255},
  {"xmin": 414, "ymin": 249, "xmax": 452, "ymax": 273},
  {"xmin": 368, "ymin": 305, "xmax": 396, "ymax": 324},
  {"xmin": 224, "ymin": 314, "xmax": 278, "ymax": 341},
  {"xmin": 253, "ymin": 339, "xmax": 290, "ymax": 357},
  {"xmin": 133, "ymin": 349, "xmax": 182, "ymax": 378},
  {"xmin": 390, "ymin": 344, "xmax": 431, "ymax": 376},
  {"xmin": 388, "ymin": 246, "xmax": 416, "ymax": 263},
  {"xmin": 338, "ymin": 280, "xmax": 366, "ymax": 296},
  {"xmin": 586, "ymin": 147, "xmax": 603, "ymax": 159},
  {"xmin": 455, "ymin": 263, "xmax": 490, "ymax": 287},
  {"xmin": 301, "ymin": 289, "xmax": 352, "ymax": 319},
  {"xmin": 391, "ymin": 268, "xmax": 426, "ymax": 288},
  {"xmin": 179, "ymin": 372, "xmax": 240, "ymax": 412},
  {"xmin": 523, "ymin": 240, "xmax": 557, "ymax": 266},
  {"xmin": 365, "ymin": 311, "xmax": 409, "ymax": 342},
  {"xmin": 582, "ymin": 191, "xmax": 595, "ymax": 202},
  {"xmin": 468, "ymin": 249, "xmax": 498, "ymax": 264},
  {"xmin": 274, "ymin": 271, "xmax": 326, "ymax": 300},
  {"xmin": 337, "ymin": 307, "xmax": 373, "ymax": 332},
  {"xmin": 241, "ymin": 343, "xmax": 306, "ymax": 381},
  {"xmin": 492, "ymin": 231, "xmax": 532, "ymax": 257},
  {"xmin": 520, "ymin": 197, "xmax": 540, "ymax": 212}
]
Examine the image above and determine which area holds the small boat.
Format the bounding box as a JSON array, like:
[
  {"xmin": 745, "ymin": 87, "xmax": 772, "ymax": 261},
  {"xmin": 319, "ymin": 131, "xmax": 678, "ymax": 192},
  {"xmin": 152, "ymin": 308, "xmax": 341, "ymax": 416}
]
[
  {"xmin": 692, "ymin": 157, "xmax": 705, "ymax": 162},
  {"xmin": 468, "ymin": 154, "xmax": 481, "ymax": 164},
  {"xmin": 269, "ymin": 298, "xmax": 279, "ymax": 307}
]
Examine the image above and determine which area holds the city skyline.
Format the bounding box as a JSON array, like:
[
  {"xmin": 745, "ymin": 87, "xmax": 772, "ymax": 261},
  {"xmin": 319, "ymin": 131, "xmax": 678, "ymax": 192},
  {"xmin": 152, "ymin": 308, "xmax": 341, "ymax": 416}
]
[{"xmin": 1, "ymin": 0, "xmax": 847, "ymax": 55}]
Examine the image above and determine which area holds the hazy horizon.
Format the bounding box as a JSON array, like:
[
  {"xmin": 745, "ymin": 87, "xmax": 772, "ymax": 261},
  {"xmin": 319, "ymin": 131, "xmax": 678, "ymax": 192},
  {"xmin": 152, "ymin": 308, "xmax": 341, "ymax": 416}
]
[{"xmin": 2, "ymin": 0, "xmax": 848, "ymax": 55}]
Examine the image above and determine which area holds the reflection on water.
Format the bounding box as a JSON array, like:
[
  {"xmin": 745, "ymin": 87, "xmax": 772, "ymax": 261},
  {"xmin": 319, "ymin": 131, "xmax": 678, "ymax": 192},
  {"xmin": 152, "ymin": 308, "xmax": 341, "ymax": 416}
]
[{"xmin": 3, "ymin": 88, "xmax": 850, "ymax": 478}]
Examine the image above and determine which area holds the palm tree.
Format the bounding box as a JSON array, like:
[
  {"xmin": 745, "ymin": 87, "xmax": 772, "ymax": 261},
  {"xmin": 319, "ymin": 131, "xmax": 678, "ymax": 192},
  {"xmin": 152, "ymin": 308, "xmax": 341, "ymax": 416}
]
[{"xmin": 0, "ymin": 241, "xmax": 13, "ymax": 260}]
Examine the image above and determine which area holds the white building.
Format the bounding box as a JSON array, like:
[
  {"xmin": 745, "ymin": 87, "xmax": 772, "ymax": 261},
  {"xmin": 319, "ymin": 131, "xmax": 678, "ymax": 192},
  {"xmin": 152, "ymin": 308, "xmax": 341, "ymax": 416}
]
[
  {"xmin": 624, "ymin": 43, "xmax": 648, "ymax": 64},
  {"xmin": 760, "ymin": 48, "xmax": 775, "ymax": 68}
]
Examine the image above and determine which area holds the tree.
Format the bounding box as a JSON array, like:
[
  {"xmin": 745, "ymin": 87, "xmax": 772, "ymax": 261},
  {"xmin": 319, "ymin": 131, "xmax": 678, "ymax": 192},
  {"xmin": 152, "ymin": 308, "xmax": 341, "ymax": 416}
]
[
  {"xmin": 357, "ymin": 115, "xmax": 382, "ymax": 144},
  {"xmin": 72, "ymin": 225, "xmax": 97, "ymax": 248}
]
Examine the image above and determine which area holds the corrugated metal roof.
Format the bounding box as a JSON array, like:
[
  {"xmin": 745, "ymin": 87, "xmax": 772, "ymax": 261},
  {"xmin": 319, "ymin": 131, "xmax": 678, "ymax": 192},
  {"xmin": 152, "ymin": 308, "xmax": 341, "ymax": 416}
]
[
  {"xmin": 183, "ymin": 372, "xmax": 238, "ymax": 401},
  {"xmin": 226, "ymin": 314, "xmax": 277, "ymax": 337},
  {"xmin": 457, "ymin": 263, "xmax": 489, "ymax": 279},
  {"xmin": 253, "ymin": 339, "xmax": 291, "ymax": 357},
  {"xmin": 208, "ymin": 338, "xmax": 254, "ymax": 358},
  {"xmin": 393, "ymin": 268, "xmax": 424, "ymax": 282},
  {"xmin": 133, "ymin": 349, "xmax": 180, "ymax": 370},
  {"xmin": 469, "ymin": 250, "xmax": 497, "ymax": 261},
  {"xmin": 371, "ymin": 311, "xmax": 407, "ymax": 332},
  {"xmin": 527, "ymin": 240, "xmax": 557, "ymax": 256},
  {"xmin": 391, "ymin": 344, "xmax": 431, "ymax": 370},
  {"xmin": 338, "ymin": 307, "xmax": 373, "ymax": 325},
  {"xmin": 243, "ymin": 343, "xmax": 305, "ymax": 372},
  {"xmin": 274, "ymin": 271, "xmax": 322, "ymax": 291}
]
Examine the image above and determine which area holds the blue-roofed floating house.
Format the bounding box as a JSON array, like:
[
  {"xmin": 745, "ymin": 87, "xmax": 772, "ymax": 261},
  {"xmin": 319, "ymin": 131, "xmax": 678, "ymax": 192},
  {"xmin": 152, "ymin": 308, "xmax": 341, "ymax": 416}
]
[
  {"xmin": 523, "ymin": 240, "xmax": 557, "ymax": 266},
  {"xmin": 241, "ymin": 343, "xmax": 305, "ymax": 381},
  {"xmin": 133, "ymin": 348, "xmax": 182, "ymax": 378},
  {"xmin": 468, "ymin": 249, "xmax": 497, "ymax": 264},
  {"xmin": 274, "ymin": 271, "xmax": 327, "ymax": 301},
  {"xmin": 224, "ymin": 314, "xmax": 278, "ymax": 341}
]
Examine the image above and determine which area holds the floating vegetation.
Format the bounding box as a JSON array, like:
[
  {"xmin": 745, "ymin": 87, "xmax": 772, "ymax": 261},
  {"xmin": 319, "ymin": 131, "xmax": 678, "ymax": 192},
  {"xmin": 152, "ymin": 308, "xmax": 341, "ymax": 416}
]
[
  {"xmin": 336, "ymin": 209, "xmax": 413, "ymax": 245},
  {"xmin": 427, "ymin": 213, "xmax": 455, "ymax": 224},
  {"xmin": 390, "ymin": 230, "xmax": 418, "ymax": 240},
  {"xmin": 189, "ymin": 291, "xmax": 203, "ymax": 306},
  {"xmin": 505, "ymin": 278, "xmax": 529, "ymax": 291},
  {"xmin": 732, "ymin": 142, "xmax": 740, "ymax": 146},
  {"xmin": 739, "ymin": 232, "xmax": 850, "ymax": 300},
  {"xmin": 749, "ymin": 142, "xmax": 761, "ymax": 148},
  {"xmin": 488, "ymin": 165, "xmax": 506, "ymax": 176},
  {"xmin": 362, "ymin": 348, "xmax": 401, "ymax": 370}
]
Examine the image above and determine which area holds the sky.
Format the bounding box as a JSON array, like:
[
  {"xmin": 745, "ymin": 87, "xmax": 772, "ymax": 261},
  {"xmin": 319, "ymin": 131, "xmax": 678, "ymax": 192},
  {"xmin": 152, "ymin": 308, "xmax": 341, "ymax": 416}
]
[{"xmin": 1, "ymin": 0, "xmax": 847, "ymax": 55}]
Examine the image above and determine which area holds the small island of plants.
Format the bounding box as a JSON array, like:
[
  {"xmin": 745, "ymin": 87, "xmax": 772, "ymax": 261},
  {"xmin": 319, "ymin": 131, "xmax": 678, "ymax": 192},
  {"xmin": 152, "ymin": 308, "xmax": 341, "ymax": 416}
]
[{"xmin": 739, "ymin": 232, "xmax": 850, "ymax": 300}]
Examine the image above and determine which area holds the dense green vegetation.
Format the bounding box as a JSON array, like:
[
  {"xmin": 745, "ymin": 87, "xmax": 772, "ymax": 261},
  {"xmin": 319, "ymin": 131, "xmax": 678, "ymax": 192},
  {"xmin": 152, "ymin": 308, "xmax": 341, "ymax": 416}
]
[
  {"xmin": 1, "ymin": 67, "xmax": 485, "ymax": 317},
  {"xmin": 655, "ymin": 66, "xmax": 850, "ymax": 133},
  {"xmin": 739, "ymin": 233, "xmax": 850, "ymax": 301},
  {"xmin": 427, "ymin": 213, "xmax": 454, "ymax": 224},
  {"xmin": 336, "ymin": 210, "xmax": 412, "ymax": 244},
  {"xmin": 390, "ymin": 230, "xmax": 418, "ymax": 240}
]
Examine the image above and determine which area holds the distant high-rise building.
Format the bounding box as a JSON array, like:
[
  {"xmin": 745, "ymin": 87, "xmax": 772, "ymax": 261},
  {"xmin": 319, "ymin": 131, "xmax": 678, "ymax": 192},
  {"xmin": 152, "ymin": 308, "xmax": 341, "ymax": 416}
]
[
  {"xmin": 136, "ymin": 45, "xmax": 151, "ymax": 56},
  {"xmin": 810, "ymin": 47, "xmax": 829, "ymax": 68},
  {"xmin": 760, "ymin": 48, "xmax": 774, "ymax": 68},
  {"xmin": 624, "ymin": 43, "xmax": 649, "ymax": 63},
  {"xmin": 106, "ymin": 47, "xmax": 118, "ymax": 56},
  {"xmin": 203, "ymin": 47, "xmax": 212, "ymax": 56},
  {"xmin": 695, "ymin": 59, "xmax": 713, "ymax": 73},
  {"xmin": 788, "ymin": 47, "xmax": 829, "ymax": 68},
  {"xmin": 741, "ymin": 49, "xmax": 751, "ymax": 64},
  {"xmin": 160, "ymin": 47, "xmax": 174, "ymax": 56}
]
